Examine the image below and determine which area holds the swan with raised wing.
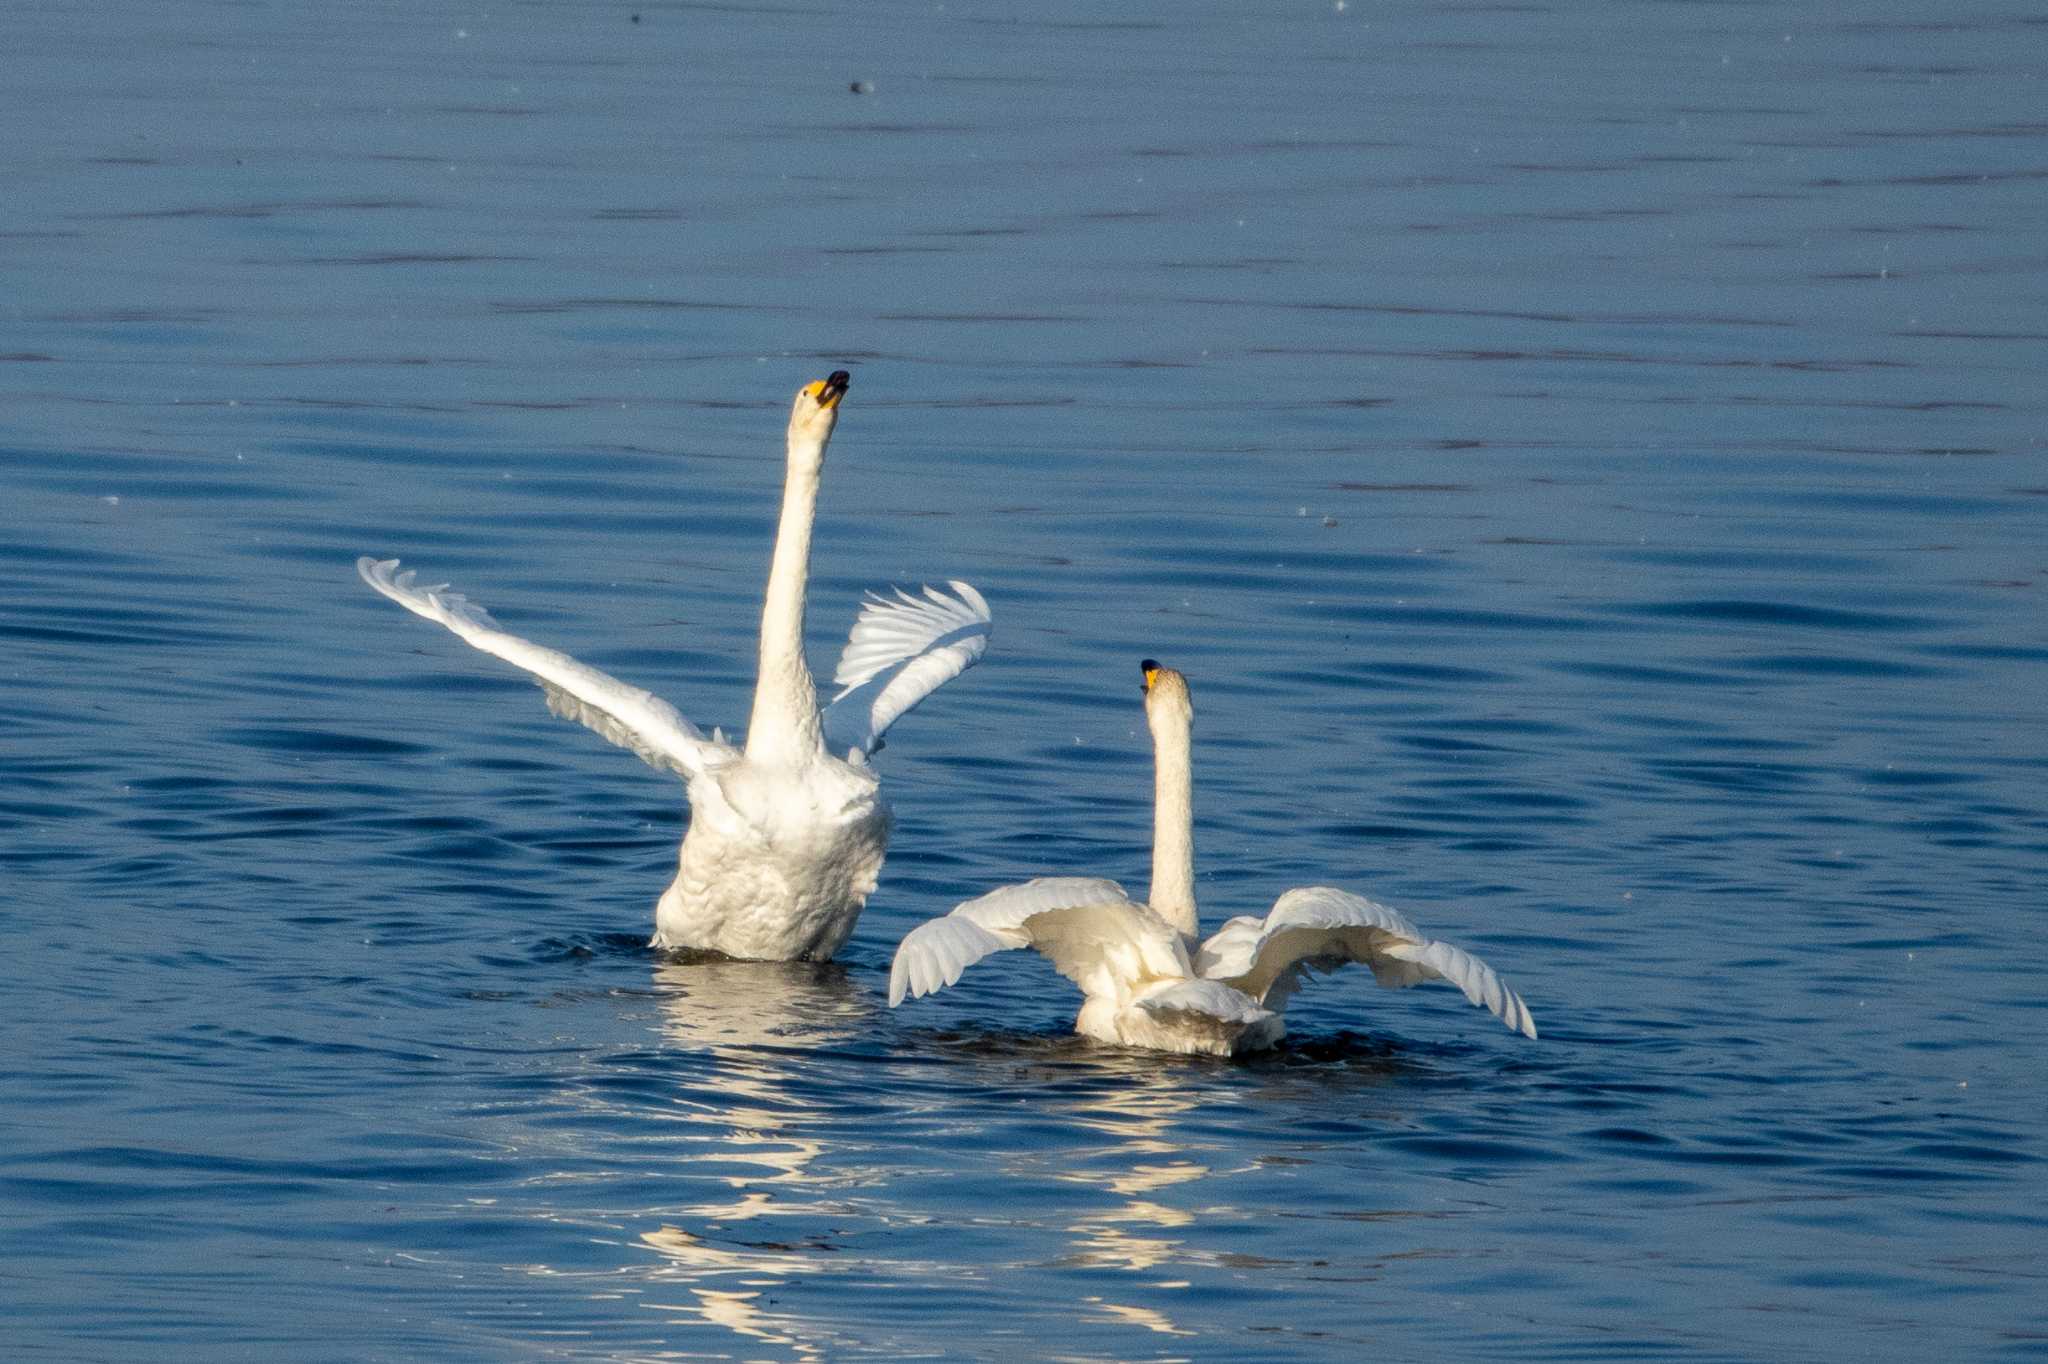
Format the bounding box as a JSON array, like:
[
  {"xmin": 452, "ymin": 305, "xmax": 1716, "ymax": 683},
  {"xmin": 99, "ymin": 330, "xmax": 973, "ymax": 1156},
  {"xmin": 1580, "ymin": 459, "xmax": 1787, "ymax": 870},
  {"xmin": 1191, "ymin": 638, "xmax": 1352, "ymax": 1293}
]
[
  {"xmin": 359, "ymin": 371, "xmax": 990, "ymax": 961},
  {"xmin": 890, "ymin": 661, "xmax": 1535, "ymax": 1055}
]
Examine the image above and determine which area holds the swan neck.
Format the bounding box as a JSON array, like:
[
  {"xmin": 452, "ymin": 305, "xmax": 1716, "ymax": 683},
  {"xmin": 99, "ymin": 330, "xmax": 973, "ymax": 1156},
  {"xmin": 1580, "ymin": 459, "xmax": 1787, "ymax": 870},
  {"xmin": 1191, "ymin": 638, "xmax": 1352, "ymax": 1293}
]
[
  {"xmin": 1148, "ymin": 706, "xmax": 1199, "ymax": 937},
  {"xmin": 744, "ymin": 439, "xmax": 825, "ymax": 763}
]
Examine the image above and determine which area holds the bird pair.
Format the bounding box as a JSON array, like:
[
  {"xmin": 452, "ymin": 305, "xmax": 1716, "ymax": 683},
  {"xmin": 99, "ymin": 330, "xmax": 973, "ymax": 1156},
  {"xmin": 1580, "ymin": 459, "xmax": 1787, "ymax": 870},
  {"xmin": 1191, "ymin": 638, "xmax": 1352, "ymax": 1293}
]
[{"xmin": 359, "ymin": 373, "xmax": 1536, "ymax": 1056}]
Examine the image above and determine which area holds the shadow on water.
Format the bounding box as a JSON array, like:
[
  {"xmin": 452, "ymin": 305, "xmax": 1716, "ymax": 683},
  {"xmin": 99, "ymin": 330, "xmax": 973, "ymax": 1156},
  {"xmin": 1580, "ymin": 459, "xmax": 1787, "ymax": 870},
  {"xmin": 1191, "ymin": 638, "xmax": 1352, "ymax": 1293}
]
[{"xmin": 896, "ymin": 1019, "xmax": 1424, "ymax": 1080}]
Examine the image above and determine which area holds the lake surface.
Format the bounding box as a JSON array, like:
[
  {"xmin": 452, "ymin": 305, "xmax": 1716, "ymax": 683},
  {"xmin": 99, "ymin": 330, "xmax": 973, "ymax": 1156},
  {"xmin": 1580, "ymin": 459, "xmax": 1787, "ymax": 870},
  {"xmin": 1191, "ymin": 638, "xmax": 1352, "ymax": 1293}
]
[{"xmin": 4, "ymin": 1, "xmax": 2044, "ymax": 1358}]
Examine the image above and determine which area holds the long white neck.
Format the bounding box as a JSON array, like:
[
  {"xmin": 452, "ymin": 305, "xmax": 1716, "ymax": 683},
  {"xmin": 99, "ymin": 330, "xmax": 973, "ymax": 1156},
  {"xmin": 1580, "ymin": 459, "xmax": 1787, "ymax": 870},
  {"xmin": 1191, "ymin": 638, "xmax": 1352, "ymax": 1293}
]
[
  {"xmin": 743, "ymin": 439, "xmax": 825, "ymax": 765},
  {"xmin": 1147, "ymin": 705, "xmax": 1199, "ymax": 938}
]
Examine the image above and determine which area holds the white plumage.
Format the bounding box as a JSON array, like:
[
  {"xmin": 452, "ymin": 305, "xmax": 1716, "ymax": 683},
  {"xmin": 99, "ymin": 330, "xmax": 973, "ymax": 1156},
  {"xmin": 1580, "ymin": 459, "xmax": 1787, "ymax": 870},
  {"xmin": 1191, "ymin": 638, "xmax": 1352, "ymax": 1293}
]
[
  {"xmin": 823, "ymin": 581, "xmax": 992, "ymax": 758},
  {"xmin": 889, "ymin": 662, "xmax": 1536, "ymax": 1054},
  {"xmin": 357, "ymin": 372, "xmax": 991, "ymax": 961}
]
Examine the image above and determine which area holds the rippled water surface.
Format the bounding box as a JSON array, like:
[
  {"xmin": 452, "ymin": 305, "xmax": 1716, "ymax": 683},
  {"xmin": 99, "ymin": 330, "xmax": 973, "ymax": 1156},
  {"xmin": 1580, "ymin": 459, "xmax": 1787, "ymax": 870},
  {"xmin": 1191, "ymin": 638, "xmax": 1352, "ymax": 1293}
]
[{"xmin": 5, "ymin": 1, "xmax": 2045, "ymax": 1359}]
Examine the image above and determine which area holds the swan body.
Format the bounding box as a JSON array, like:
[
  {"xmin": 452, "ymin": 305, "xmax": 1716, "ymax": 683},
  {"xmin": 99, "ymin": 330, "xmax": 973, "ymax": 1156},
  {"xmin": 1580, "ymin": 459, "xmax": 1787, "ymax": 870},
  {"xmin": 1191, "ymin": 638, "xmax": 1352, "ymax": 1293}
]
[
  {"xmin": 888, "ymin": 876, "xmax": 1283, "ymax": 1055},
  {"xmin": 890, "ymin": 662, "xmax": 1536, "ymax": 1054},
  {"xmin": 358, "ymin": 372, "xmax": 991, "ymax": 961}
]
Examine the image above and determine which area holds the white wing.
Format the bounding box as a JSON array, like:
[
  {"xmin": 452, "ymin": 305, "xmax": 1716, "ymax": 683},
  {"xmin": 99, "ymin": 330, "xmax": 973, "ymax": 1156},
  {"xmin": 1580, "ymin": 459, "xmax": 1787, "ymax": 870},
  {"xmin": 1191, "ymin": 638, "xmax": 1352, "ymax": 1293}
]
[
  {"xmin": 356, "ymin": 557, "xmax": 732, "ymax": 781},
  {"xmin": 888, "ymin": 876, "xmax": 1188, "ymax": 1007},
  {"xmin": 822, "ymin": 581, "xmax": 991, "ymax": 758},
  {"xmin": 1195, "ymin": 886, "xmax": 1537, "ymax": 1039}
]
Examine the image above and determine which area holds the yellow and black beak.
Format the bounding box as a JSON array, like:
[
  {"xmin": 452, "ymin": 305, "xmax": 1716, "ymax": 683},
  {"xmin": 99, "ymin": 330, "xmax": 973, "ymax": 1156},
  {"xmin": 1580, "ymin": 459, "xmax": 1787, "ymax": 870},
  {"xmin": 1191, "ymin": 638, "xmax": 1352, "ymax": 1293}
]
[
  {"xmin": 1141, "ymin": 658, "xmax": 1161, "ymax": 693},
  {"xmin": 810, "ymin": 370, "xmax": 851, "ymax": 410}
]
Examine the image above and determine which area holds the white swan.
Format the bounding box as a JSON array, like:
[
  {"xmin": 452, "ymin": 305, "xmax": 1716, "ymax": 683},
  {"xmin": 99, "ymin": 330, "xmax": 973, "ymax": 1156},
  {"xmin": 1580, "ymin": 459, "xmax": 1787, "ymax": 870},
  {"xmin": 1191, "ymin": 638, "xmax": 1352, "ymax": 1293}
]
[
  {"xmin": 890, "ymin": 661, "xmax": 1536, "ymax": 1055},
  {"xmin": 358, "ymin": 371, "xmax": 992, "ymax": 961}
]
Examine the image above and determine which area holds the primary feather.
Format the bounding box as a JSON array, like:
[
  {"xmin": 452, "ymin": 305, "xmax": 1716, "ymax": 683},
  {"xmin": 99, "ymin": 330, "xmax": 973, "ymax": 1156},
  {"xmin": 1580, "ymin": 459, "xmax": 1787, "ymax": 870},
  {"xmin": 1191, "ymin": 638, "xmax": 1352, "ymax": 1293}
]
[{"xmin": 823, "ymin": 581, "xmax": 992, "ymax": 758}]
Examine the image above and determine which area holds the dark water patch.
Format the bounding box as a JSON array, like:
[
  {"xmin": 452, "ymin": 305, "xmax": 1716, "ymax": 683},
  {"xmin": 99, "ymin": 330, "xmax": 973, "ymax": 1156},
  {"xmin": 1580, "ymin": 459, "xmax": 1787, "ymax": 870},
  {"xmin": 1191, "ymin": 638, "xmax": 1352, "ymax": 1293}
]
[
  {"xmin": 278, "ymin": 438, "xmax": 540, "ymax": 471},
  {"xmin": 1373, "ymin": 660, "xmax": 1516, "ymax": 686},
  {"xmin": 213, "ymin": 726, "xmax": 432, "ymax": 758},
  {"xmin": 1584, "ymin": 1126, "xmax": 1679, "ymax": 1149},
  {"xmin": 1115, "ymin": 542, "xmax": 1440, "ymax": 576},
  {"xmin": 0, "ymin": 797, "xmax": 100, "ymax": 822},
  {"xmin": 0, "ymin": 535, "xmax": 153, "ymax": 572},
  {"xmin": 1380, "ymin": 1134, "xmax": 1575, "ymax": 1167},
  {"xmin": 1299, "ymin": 601, "xmax": 1618, "ymax": 634},
  {"xmin": 1616, "ymin": 547, "xmax": 1885, "ymax": 574},
  {"xmin": 1337, "ymin": 480, "xmax": 1474, "ymax": 493},
  {"xmin": 0, "ymin": 613, "xmax": 249, "ymax": 649},
  {"xmin": 340, "ymin": 810, "xmax": 503, "ymax": 837},
  {"xmin": 289, "ymin": 252, "xmax": 533, "ymax": 267},
  {"xmin": 1390, "ymin": 732, "xmax": 1523, "ymax": 755},
  {"xmin": 1899, "ymin": 1142, "xmax": 2039, "ymax": 1169},
  {"xmin": 1614, "ymin": 598, "xmax": 1943, "ymax": 633},
  {"xmin": 467, "ymin": 508, "xmax": 765, "ymax": 541},
  {"xmin": 1549, "ymin": 659, "xmax": 1740, "ymax": 688},
  {"xmin": 1737, "ymin": 652, "xmax": 1947, "ymax": 680},
  {"xmin": 511, "ymin": 933, "xmax": 651, "ymax": 966},
  {"xmin": 1859, "ymin": 767, "xmax": 1977, "ymax": 789},
  {"xmin": 1920, "ymin": 642, "xmax": 2048, "ymax": 664},
  {"xmin": 1119, "ymin": 565, "xmax": 1329, "ymax": 594}
]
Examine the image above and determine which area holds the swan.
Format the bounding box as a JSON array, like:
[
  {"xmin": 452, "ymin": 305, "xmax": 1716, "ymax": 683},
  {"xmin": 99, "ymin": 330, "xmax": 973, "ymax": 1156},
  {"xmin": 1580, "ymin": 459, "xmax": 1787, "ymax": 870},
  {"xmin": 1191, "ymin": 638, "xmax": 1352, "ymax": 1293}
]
[
  {"xmin": 358, "ymin": 371, "xmax": 992, "ymax": 961},
  {"xmin": 890, "ymin": 661, "xmax": 1537, "ymax": 1055}
]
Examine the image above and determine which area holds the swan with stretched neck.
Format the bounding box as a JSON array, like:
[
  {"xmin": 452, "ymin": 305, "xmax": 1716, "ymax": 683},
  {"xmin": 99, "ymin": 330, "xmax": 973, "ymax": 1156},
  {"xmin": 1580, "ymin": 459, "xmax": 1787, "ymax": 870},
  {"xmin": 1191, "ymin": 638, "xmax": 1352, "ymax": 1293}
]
[
  {"xmin": 358, "ymin": 371, "xmax": 992, "ymax": 961},
  {"xmin": 889, "ymin": 661, "xmax": 1536, "ymax": 1055}
]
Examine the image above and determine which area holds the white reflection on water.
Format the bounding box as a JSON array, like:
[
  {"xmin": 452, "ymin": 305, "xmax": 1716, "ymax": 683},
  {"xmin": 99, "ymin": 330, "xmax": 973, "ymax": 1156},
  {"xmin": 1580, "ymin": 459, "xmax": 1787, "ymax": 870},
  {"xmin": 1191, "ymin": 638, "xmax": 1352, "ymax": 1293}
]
[
  {"xmin": 1039, "ymin": 1062, "xmax": 1219, "ymax": 1337},
  {"xmin": 631, "ymin": 958, "xmax": 879, "ymax": 1357}
]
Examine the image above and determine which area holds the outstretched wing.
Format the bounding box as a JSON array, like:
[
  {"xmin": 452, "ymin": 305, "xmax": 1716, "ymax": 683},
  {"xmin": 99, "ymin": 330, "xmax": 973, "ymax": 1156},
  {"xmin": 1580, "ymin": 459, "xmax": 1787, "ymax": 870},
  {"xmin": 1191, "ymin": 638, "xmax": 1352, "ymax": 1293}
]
[
  {"xmin": 1195, "ymin": 886, "xmax": 1537, "ymax": 1039},
  {"xmin": 356, "ymin": 557, "xmax": 733, "ymax": 781},
  {"xmin": 822, "ymin": 581, "xmax": 991, "ymax": 758},
  {"xmin": 888, "ymin": 877, "xmax": 1188, "ymax": 1007}
]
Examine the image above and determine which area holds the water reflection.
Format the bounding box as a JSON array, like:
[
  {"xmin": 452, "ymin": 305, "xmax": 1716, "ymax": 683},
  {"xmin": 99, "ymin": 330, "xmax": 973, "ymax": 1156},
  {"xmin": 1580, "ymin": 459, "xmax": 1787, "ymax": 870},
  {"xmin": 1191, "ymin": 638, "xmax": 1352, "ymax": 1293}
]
[
  {"xmin": 632, "ymin": 957, "xmax": 877, "ymax": 1357},
  {"xmin": 648, "ymin": 954, "xmax": 870, "ymax": 1192},
  {"xmin": 1040, "ymin": 1057, "xmax": 1219, "ymax": 1337},
  {"xmin": 647, "ymin": 954, "xmax": 876, "ymax": 1051}
]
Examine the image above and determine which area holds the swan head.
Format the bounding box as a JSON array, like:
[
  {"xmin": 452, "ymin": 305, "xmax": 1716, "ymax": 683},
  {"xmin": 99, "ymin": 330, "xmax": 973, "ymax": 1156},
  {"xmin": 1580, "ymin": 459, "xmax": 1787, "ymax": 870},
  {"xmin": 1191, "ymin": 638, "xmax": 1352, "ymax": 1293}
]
[
  {"xmin": 787, "ymin": 370, "xmax": 850, "ymax": 457},
  {"xmin": 1141, "ymin": 658, "xmax": 1194, "ymax": 734}
]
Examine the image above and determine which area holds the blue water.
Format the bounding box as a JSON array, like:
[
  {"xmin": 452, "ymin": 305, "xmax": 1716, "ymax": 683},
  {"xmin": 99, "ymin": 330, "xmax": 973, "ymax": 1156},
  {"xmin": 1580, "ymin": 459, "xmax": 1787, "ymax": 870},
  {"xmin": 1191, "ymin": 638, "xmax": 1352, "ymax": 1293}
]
[{"xmin": 4, "ymin": 1, "xmax": 2045, "ymax": 1358}]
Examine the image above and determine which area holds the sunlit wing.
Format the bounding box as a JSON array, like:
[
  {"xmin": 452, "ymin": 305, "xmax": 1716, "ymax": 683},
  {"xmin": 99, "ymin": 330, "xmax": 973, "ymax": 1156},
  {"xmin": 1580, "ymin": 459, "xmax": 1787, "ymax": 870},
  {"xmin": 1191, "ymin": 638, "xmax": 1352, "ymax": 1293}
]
[
  {"xmin": 1195, "ymin": 885, "xmax": 1537, "ymax": 1039},
  {"xmin": 822, "ymin": 581, "xmax": 991, "ymax": 758},
  {"xmin": 357, "ymin": 557, "xmax": 732, "ymax": 781},
  {"xmin": 888, "ymin": 877, "xmax": 1186, "ymax": 1007}
]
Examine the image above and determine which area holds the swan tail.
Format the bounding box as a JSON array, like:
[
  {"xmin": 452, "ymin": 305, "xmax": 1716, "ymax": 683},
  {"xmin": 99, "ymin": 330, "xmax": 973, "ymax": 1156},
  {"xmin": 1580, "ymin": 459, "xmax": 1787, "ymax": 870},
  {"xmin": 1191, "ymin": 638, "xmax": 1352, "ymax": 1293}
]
[{"xmin": 1132, "ymin": 980, "xmax": 1282, "ymax": 1054}]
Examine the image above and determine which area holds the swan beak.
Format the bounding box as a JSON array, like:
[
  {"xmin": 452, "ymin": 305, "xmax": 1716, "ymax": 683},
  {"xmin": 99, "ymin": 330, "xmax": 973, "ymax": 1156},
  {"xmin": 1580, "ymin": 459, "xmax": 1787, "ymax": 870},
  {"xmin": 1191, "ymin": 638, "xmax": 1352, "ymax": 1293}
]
[
  {"xmin": 1141, "ymin": 658, "xmax": 1161, "ymax": 693},
  {"xmin": 812, "ymin": 370, "xmax": 851, "ymax": 410}
]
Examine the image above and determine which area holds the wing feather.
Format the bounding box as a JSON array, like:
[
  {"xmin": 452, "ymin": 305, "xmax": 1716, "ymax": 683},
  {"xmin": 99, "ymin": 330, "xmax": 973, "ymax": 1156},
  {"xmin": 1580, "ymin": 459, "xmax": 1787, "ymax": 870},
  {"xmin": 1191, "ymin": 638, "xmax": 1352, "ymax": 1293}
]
[
  {"xmin": 888, "ymin": 877, "xmax": 1187, "ymax": 1008},
  {"xmin": 823, "ymin": 581, "xmax": 991, "ymax": 757},
  {"xmin": 1196, "ymin": 885, "xmax": 1537, "ymax": 1039},
  {"xmin": 356, "ymin": 557, "xmax": 730, "ymax": 780},
  {"xmin": 887, "ymin": 914, "xmax": 1012, "ymax": 1005}
]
